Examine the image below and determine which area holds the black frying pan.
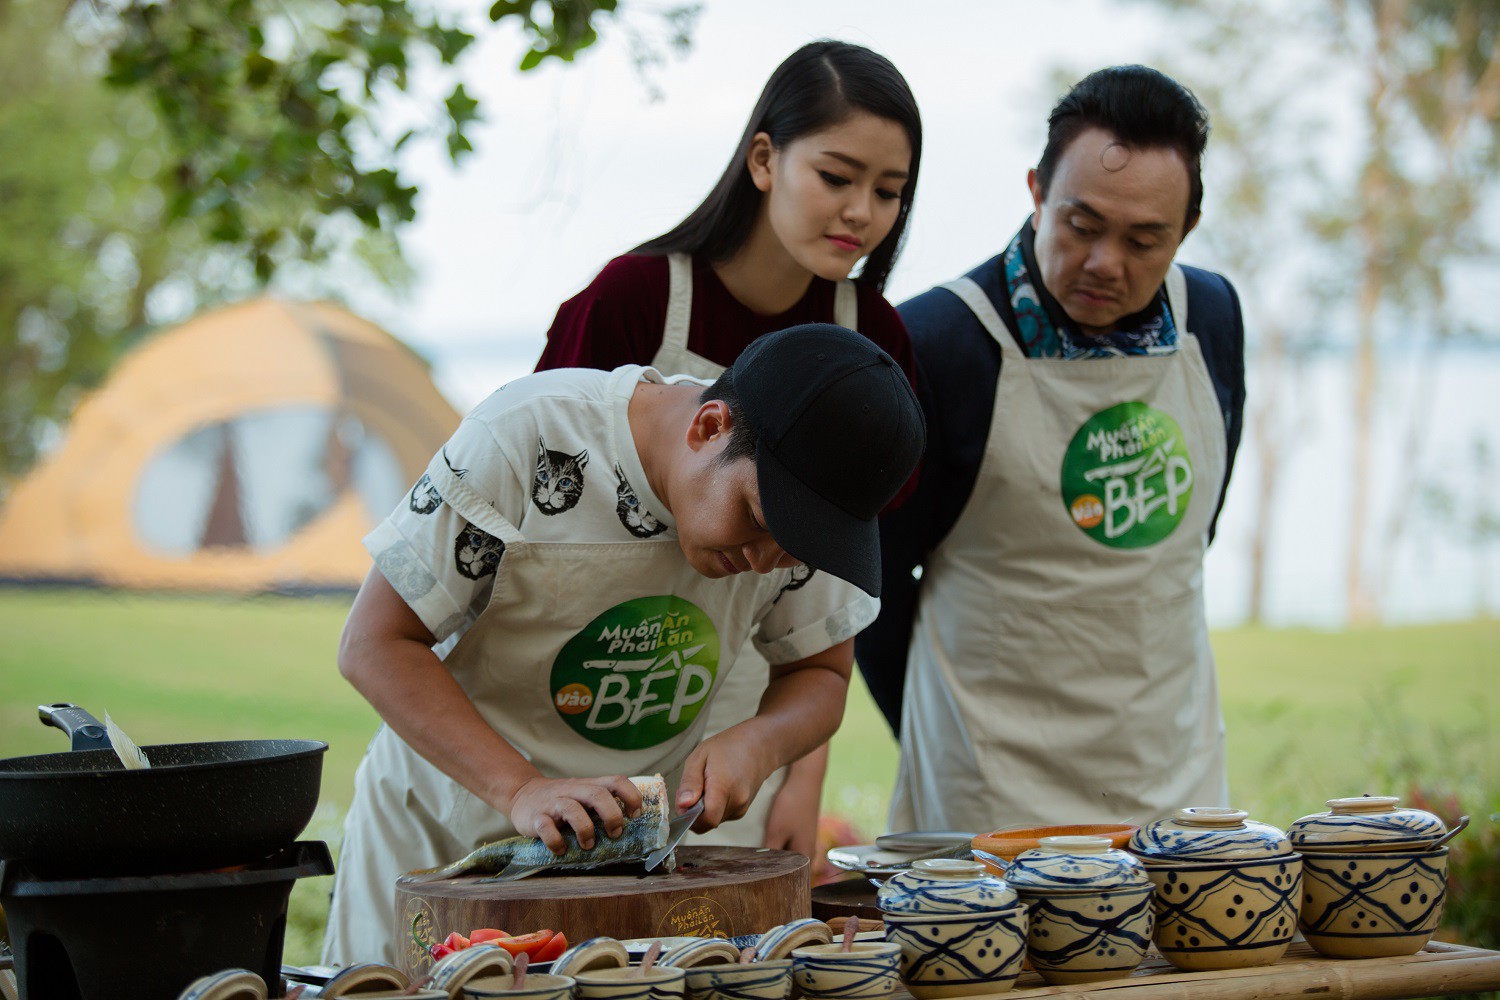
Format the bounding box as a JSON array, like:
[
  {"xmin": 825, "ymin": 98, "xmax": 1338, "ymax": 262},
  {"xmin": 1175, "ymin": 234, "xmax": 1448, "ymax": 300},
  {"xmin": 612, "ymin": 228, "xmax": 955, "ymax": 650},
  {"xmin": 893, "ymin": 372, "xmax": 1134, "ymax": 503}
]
[{"xmin": 0, "ymin": 704, "xmax": 326, "ymax": 877}]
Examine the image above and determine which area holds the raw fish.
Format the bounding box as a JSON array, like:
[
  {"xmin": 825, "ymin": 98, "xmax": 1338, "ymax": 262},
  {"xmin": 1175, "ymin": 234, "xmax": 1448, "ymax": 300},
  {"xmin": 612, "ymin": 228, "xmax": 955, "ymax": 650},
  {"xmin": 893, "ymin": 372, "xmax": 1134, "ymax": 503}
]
[{"xmin": 400, "ymin": 774, "xmax": 672, "ymax": 883}]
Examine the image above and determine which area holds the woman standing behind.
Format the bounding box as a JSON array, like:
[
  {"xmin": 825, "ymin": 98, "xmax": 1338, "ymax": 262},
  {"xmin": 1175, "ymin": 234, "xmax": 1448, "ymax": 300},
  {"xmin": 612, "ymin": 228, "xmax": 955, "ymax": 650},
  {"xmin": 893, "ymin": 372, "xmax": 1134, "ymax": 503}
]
[{"xmin": 536, "ymin": 40, "xmax": 922, "ymax": 858}]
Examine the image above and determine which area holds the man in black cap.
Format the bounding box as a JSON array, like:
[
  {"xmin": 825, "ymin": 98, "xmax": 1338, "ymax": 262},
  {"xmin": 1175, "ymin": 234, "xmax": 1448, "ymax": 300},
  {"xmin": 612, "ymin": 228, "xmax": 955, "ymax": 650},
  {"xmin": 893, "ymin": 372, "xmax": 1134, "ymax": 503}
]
[{"xmin": 326, "ymin": 324, "xmax": 924, "ymax": 966}]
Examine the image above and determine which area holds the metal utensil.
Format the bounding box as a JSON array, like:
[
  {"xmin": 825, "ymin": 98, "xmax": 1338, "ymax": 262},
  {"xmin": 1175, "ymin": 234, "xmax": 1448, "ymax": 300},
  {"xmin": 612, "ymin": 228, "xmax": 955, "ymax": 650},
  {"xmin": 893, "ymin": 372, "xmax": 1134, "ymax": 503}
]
[
  {"xmin": 645, "ymin": 799, "xmax": 706, "ymax": 871},
  {"xmin": 1429, "ymin": 815, "xmax": 1470, "ymax": 851},
  {"xmin": 970, "ymin": 847, "xmax": 1011, "ymax": 872},
  {"xmin": 874, "ymin": 830, "xmax": 975, "ymax": 852}
]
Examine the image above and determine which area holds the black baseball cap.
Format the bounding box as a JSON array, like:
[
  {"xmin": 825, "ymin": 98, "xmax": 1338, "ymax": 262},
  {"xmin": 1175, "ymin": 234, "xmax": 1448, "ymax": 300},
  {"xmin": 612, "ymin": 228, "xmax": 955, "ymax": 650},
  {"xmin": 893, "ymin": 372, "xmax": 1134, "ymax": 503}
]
[{"xmin": 729, "ymin": 324, "xmax": 925, "ymax": 597}]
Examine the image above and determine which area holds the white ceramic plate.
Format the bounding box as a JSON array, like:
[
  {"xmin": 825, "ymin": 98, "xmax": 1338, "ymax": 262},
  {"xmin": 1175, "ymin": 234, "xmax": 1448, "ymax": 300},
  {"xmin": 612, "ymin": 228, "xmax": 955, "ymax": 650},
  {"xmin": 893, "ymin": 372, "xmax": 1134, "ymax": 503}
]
[{"xmin": 825, "ymin": 844, "xmax": 929, "ymax": 877}]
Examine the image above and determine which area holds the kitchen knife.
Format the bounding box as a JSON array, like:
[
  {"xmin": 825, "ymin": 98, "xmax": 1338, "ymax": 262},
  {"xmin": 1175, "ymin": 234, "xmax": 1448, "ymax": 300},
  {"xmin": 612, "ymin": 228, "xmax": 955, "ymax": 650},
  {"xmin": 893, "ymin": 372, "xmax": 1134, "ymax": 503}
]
[
  {"xmin": 645, "ymin": 799, "xmax": 705, "ymax": 872},
  {"xmin": 874, "ymin": 830, "xmax": 975, "ymax": 852}
]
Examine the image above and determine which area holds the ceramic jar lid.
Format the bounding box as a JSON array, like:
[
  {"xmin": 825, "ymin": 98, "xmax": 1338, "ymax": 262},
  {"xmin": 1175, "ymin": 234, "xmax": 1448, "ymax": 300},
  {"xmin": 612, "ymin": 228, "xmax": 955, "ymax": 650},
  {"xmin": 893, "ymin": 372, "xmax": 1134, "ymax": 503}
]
[
  {"xmin": 1288, "ymin": 795, "xmax": 1447, "ymax": 851},
  {"xmin": 877, "ymin": 858, "xmax": 1018, "ymax": 914},
  {"xmin": 1005, "ymin": 836, "xmax": 1151, "ymax": 893},
  {"xmin": 1128, "ymin": 807, "xmax": 1293, "ymax": 862}
]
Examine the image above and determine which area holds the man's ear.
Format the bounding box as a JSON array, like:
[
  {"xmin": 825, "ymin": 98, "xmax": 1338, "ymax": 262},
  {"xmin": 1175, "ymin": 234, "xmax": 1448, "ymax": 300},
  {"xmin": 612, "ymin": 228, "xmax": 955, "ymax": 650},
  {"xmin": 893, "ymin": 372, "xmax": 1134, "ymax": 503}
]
[
  {"xmin": 1027, "ymin": 167, "xmax": 1044, "ymax": 231},
  {"xmin": 746, "ymin": 133, "xmax": 775, "ymax": 193},
  {"xmin": 1181, "ymin": 209, "xmax": 1201, "ymax": 243},
  {"xmin": 686, "ymin": 399, "xmax": 732, "ymax": 452}
]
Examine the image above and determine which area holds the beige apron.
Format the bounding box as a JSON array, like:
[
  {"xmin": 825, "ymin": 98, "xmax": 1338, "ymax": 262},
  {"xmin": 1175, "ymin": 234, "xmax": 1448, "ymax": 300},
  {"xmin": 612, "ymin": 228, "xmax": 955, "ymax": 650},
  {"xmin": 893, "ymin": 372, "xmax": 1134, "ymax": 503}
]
[
  {"xmin": 652, "ymin": 253, "xmax": 857, "ymax": 848},
  {"xmin": 890, "ymin": 266, "xmax": 1229, "ymax": 834},
  {"xmin": 325, "ymin": 441, "xmax": 773, "ymax": 967}
]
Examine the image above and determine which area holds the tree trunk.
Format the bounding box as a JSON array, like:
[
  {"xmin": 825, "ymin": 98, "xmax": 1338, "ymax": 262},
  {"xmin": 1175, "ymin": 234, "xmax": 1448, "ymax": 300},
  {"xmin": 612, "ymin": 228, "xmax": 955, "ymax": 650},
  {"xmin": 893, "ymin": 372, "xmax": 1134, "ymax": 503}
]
[{"xmin": 1246, "ymin": 320, "xmax": 1291, "ymax": 625}]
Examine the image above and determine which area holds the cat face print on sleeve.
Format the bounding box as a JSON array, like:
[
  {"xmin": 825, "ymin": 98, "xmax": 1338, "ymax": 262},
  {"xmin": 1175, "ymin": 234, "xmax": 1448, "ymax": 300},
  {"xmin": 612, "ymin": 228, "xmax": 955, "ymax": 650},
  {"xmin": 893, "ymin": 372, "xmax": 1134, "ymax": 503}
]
[
  {"xmin": 409, "ymin": 474, "xmax": 442, "ymax": 514},
  {"xmin": 613, "ymin": 462, "xmax": 666, "ymax": 538},
  {"xmin": 455, "ymin": 523, "xmax": 505, "ymax": 580},
  {"xmin": 772, "ymin": 565, "xmax": 816, "ymax": 604},
  {"xmin": 532, "ymin": 436, "xmax": 588, "ymax": 516}
]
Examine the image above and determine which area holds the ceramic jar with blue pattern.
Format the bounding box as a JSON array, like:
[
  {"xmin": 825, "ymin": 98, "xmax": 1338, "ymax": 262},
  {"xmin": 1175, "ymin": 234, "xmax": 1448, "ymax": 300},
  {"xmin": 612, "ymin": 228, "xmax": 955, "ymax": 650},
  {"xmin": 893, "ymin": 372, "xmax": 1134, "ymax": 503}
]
[
  {"xmin": 876, "ymin": 858, "xmax": 1027, "ymax": 998},
  {"xmin": 1006, "ymin": 836, "xmax": 1154, "ymax": 985},
  {"xmin": 1128, "ymin": 808, "xmax": 1302, "ymax": 972},
  {"xmin": 1289, "ymin": 796, "xmax": 1451, "ymax": 958}
]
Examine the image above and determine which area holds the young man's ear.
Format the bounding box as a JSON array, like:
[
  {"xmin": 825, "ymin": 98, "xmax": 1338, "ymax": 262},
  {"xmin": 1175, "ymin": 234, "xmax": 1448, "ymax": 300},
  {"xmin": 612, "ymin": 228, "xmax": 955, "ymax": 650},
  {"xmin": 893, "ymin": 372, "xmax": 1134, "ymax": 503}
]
[{"xmin": 686, "ymin": 399, "xmax": 733, "ymax": 452}]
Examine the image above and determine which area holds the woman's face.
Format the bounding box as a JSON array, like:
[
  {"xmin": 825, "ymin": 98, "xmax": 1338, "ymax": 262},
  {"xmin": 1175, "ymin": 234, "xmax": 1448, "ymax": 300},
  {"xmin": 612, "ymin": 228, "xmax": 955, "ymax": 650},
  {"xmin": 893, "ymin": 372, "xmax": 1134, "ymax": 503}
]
[{"xmin": 750, "ymin": 110, "xmax": 912, "ymax": 282}]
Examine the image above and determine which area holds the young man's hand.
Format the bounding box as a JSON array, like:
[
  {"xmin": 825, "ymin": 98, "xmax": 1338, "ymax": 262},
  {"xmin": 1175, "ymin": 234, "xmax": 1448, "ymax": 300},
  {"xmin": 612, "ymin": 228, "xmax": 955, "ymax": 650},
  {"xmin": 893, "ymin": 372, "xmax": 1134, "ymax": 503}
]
[
  {"xmin": 676, "ymin": 728, "xmax": 777, "ymax": 832},
  {"xmin": 506, "ymin": 775, "xmax": 645, "ymax": 855}
]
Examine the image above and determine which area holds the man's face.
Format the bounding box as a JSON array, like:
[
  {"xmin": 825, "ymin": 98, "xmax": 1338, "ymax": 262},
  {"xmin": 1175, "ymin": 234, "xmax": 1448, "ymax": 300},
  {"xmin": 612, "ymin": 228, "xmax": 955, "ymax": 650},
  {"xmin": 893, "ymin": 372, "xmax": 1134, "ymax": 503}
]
[
  {"xmin": 1028, "ymin": 127, "xmax": 1196, "ymax": 336},
  {"xmin": 672, "ymin": 405, "xmax": 802, "ymax": 580}
]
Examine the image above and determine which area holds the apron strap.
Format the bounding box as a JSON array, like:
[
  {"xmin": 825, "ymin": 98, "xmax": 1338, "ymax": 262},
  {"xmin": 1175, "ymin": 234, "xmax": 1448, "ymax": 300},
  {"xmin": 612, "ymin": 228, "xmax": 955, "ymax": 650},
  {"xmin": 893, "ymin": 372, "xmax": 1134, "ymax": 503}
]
[
  {"xmin": 1164, "ymin": 263, "xmax": 1189, "ymax": 333},
  {"xmin": 834, "ymin": 279, "xmax": 858, "ymax": 331},
  {"xmin": 661, "ymin": 253, "xmax": 694, "ymax": 358},
  {"xmin": 941, "ymin": 277, "xmax": 1019, "ymax": 359}
]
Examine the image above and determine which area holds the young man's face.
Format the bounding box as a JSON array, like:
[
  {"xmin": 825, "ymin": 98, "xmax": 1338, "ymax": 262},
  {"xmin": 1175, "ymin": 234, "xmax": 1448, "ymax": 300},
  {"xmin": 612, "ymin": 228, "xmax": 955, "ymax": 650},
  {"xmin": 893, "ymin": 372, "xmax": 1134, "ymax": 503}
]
[
  {"xmin": 673, "ymin": 403, "xmax": 802, "ymax": 580},
  {"xmin": 1028, "ymin": 126, "xmax": 1197, "ymax": 336}
]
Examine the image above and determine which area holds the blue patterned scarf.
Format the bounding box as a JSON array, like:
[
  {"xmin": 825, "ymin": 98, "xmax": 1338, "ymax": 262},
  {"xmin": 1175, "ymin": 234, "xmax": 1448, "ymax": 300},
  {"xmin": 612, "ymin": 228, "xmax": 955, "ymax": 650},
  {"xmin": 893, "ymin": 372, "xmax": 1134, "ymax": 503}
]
[{"xmin": 1003, "ymin": 224, "xmax": 1178, "ymax": 359}]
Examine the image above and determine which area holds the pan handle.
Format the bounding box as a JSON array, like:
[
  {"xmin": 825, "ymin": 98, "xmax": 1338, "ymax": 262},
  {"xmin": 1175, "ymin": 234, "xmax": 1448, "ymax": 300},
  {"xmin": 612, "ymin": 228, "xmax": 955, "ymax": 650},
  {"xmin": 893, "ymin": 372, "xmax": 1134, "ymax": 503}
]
[{"xmin": 38, "ymin": 703, "xmax": 113, "ymax": 752}]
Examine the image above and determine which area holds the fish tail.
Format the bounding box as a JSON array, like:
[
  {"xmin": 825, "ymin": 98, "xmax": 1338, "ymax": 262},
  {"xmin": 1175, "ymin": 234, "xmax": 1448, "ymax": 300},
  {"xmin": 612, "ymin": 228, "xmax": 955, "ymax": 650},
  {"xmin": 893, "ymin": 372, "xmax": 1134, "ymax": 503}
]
[{"xmin": 400, "ymin": 840, "xmax": 520, "ymax": 883}]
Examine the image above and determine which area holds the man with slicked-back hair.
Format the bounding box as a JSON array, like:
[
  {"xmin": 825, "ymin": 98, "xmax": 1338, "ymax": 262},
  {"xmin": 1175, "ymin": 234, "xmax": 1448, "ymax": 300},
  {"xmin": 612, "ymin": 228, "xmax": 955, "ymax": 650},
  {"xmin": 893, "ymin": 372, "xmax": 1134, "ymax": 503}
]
[{"xmin": 860, "ymin": 66, "xmax": 1246, "ymax": 831}]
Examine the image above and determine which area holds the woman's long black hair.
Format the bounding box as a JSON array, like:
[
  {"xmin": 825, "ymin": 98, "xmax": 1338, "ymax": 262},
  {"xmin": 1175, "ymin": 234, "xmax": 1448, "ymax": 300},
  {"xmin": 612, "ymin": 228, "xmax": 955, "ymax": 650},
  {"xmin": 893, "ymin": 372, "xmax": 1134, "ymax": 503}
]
[{"xmin": 635, "ymin": 40, "xmax": 921, "ymax": 293}]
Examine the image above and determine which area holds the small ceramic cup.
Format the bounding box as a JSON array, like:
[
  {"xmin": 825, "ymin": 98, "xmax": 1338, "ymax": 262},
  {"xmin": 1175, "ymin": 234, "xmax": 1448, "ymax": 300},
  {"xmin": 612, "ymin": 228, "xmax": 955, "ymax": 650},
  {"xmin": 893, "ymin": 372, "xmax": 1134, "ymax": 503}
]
[
  {"xmin": 1007, "ymin": 836, "xmax": 1155, "ymax": 985},
  {"xmin": 464, "ymin": 972, "xmax": 578, "ymax": 1000},
  {"xmin": 790, "ymin": 943, "xmax": 902, "ymax": 1000},
  {"xmin": 1130, "ymin": 808, "xmax": 1302, "ymax": 972},
  {"xmin": 971, "ymin": 825, "xmax": 1137, "ymax": 877},
  {"xmin": 552, "ymin": 938, "xmax": 632, "ymax": 978},
  {"xmin": 877, "ymin": 858, "xmax": 1027, "ymax": 998},
  {"xmin": 662, "ymin": 938, "xmax": 744, "ymax": 970},
  {"xmin": 573, "ymin": 966, "xmax": 687, "ymax": 1000},
  {"xmin": 1288, "ymin": 794, "xmax": 1452, "ymax": 959},
  {"xmin": 678, "ymin": 960, "xmax": 792, "ymax": 1000},
  {"xmin": 755, "ymin": 919, "xmax": 834, "ymax": 962},
  {"xmin": 321, "ymin": 962, "xmax": 413, "ymax": 998},
  {"xmin": 661, "ymin": 939, "xmax": 776, "ymax": 1000},
  {"xmin": 427, "ymin": 944, "xmax": 516, "ymax": 998},
  {"xmin": 176, "ymin": 970, "xmax": 266, "ymax": 1000},
  {"xmin": 1298, "ymin": 847, "xmax": 1450, "ymax": 958}
]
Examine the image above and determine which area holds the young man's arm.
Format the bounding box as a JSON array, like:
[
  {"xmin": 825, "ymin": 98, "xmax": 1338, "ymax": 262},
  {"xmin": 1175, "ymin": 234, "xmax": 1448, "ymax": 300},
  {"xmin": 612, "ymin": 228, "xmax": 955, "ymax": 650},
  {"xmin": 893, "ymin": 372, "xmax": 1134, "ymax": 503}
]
[
  {"xmin": 675, "ymin": 638, "xmax": 853, "ymax": 831},
  {"xmin": 339, "ymin": 566, "xmax": 644, "ymax": 852},
  {"xmin": 762, "ymin": 743, "xmax": 829, "ymax": 857}
]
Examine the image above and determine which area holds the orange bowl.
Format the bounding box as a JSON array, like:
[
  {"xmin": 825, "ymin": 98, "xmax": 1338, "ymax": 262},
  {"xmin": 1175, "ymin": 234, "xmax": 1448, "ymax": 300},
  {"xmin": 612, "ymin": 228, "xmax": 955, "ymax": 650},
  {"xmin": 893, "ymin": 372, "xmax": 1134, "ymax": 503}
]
[{"xmin": 971, "ymin": 824, "xmax": 1138, "ymax": 875}]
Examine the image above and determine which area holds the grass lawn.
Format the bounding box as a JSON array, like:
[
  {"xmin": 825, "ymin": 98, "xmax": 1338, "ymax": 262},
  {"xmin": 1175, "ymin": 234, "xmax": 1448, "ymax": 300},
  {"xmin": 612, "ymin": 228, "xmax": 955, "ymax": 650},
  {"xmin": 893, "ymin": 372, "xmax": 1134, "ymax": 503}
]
[{"xmin": 1, "ymin": 587, "xmax": 1495, "ymax": 963}]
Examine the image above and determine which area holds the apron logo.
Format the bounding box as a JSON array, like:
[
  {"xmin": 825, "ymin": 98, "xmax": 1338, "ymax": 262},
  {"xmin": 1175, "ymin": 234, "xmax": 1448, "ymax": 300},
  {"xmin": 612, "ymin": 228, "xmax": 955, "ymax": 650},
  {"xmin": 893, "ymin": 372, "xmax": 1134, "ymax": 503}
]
[
  {"xmin": 551, "ymin": 595, "xmax": 720, "ymax": 749},
  {"xmin": 1061, "ymin": 401, "xmax": 1194, "ymax": 548}
]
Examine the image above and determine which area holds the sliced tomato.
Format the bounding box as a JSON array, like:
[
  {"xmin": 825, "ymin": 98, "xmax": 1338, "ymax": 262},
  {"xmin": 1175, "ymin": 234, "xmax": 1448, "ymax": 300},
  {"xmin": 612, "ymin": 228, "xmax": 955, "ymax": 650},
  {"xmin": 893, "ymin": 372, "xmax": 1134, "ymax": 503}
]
[
  {"xmin": 470, "ymin": 928, "xmax": 510, "ymax": 945},
  {"xmin": 532, "ymin": 931, "xmax": 568, "ymax": 964},
  {"xmin": 493, "ymin": 929, "xmax": 554, "ymax": 958},
  {"xmin": 442, "ymin": 931, "xmax": 471, "ymax": 951},
  {"xmin": 430, "ymin": 943, "xmax": 455, "ymax": 960}
]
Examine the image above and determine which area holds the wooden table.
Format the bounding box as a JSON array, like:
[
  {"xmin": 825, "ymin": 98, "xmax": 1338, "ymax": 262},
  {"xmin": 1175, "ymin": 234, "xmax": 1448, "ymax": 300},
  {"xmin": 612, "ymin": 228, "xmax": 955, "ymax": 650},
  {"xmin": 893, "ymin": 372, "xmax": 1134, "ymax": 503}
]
[{"xmin": 889, "ymin": 941, "xmax": 1500, "ymax": 1000}]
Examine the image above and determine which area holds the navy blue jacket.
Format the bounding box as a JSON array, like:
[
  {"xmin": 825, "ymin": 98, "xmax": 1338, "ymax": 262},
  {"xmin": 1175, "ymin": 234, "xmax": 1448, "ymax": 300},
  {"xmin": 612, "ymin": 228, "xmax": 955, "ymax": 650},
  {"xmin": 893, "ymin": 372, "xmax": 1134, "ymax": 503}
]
[{"xmin": 855, "ymin": 251, "xmax": 1247, "ymax": 735}]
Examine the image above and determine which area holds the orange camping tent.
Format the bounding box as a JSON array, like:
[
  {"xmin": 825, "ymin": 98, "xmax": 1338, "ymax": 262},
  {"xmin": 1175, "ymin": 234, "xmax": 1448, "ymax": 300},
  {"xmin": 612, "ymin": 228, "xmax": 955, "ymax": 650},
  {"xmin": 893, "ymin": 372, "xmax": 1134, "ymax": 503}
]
[{"xmin": 0, "ymin": 298, "xmax": 461, "ymax": 592}]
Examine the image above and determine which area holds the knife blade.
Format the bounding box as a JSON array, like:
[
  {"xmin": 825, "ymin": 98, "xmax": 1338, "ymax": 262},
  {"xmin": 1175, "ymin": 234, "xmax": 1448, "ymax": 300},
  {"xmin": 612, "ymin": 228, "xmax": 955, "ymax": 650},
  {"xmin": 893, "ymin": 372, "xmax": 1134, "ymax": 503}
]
[
  {"xmin": 645, "ymin": 799, "xmax": 705, "ymax": 872},
  {"xmin": 874, "ymin": 831, "xmax": 974, "ymax": 852}
]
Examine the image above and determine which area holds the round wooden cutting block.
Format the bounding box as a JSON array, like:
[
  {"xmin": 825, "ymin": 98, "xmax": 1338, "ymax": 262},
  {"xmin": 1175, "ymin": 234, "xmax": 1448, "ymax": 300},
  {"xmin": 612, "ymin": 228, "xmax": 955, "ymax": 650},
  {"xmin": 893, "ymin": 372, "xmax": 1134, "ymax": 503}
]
[{"xmin": 396, "ymin": 846, "xmax": 810, "ymax": 977}]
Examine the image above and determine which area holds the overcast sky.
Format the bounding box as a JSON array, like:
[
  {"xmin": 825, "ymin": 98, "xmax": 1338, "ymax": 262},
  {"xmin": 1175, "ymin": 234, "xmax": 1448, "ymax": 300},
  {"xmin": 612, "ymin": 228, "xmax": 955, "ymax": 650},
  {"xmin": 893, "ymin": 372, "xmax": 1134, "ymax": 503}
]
[
  {"xmin": 313, "ymin": 1, "xmax": 1500, "ymax": 625},
  {"xmin": 341, "ymin": 0, "xmax": 1172, "ymax": 398}
]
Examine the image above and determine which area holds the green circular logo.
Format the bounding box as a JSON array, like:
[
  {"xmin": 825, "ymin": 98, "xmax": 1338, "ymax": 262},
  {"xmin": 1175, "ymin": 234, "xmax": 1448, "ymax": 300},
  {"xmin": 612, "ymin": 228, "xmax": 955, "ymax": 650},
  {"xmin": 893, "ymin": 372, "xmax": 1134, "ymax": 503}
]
[
  {"xmin": 1060, "ymin": 402, "xmax": 1195, "ymax": 548},
  {"xmin": 550, "ymin": 595, "xmax": 720, "ymax": 749}
]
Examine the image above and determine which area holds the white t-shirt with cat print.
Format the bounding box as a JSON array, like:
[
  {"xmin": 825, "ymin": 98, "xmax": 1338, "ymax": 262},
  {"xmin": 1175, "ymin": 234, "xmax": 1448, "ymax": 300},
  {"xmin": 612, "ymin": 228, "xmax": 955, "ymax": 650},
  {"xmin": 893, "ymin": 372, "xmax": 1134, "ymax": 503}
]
[{"xmin": 364, "ymin": 365, "xmax": 879, "ymax": 669}]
